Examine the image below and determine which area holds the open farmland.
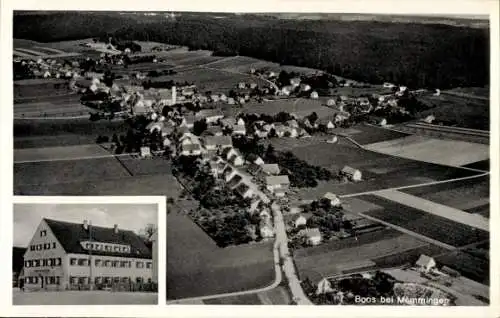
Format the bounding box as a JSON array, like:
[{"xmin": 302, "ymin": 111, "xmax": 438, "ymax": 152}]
[
  {"xmin": 150, "ymin": 67, "xmax": 268, "ymax": 91},
  {"xmin": 14, "ymin": 157, "xmax": 130, "ymax": 187},
  {"xmin": 269, "ymin": 137, "xmax": 480, "ymax": 199},
  {"xmin": 117, "ymin": 157, "xmax": 175, "ymax": 176},
  {"xmin": 359, "ymin": 195, "xmax": 489, "ymax": 247},
  {"xmin": 14, "ymin": 118, "xmax": 130, "ymax": 148},
  {"xmin": 401, "ymin": 175, "xmax": 489, "ymax": 212},
  {"xmin": 14, "ymin": 79, "xmax": 73, "ymax": 100},
  {"xmin": 15, "ymin": 172, "xmax": 182, "ymax": 197},
  {"xmin": 14, "ymin": 100, "xmax": 94, "ymax": 118},
  {"xmin": 375, "ymin": 189, "xmax": 488, "ymax": 232},
  {"xmin": 338, "ymin": 124, "xmax": 410, "ymax": 145},
  {"xmin": 417, "ymin": 93, "xmax": 489, "ymax": 130},
  {"xmin": 294, "ymin": 229, "xmax": 430, "ymax": 280},
  {"xmin": 436, "ymin": 251, "xmax": 489, "ymax": 285},
  {"xmin": 13, "ymin": 39, "xmax": 80, "ymax": 59},
  {"xmin": 167, "ymin": 211, "xmax": 275, "ymax": 300},
  {"xmin": 14, "ymin": 144, "xmax": 109, "ymax": 162},
  {"xmin": 363, "ymin": 134, "xmax": 490, "ymax": 167}
]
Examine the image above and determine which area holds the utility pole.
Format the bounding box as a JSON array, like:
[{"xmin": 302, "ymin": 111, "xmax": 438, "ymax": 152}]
[{"xmin": 89, "ymin": 220, "xmax": 93, "ymax": 291}]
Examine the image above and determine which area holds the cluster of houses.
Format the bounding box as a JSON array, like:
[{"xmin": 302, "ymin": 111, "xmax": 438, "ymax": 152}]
[{"xmin": 14, "ymin": 57, "xmax": 82, "ymax": 80}]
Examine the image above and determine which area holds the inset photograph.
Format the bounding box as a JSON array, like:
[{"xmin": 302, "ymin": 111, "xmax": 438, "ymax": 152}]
[{"xmin": 13, "ymin": 201, "xmax": 158, "ymax": 305}]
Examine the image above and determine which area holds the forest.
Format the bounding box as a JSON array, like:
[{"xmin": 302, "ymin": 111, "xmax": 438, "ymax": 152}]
[{"xmin": 14, "ymin": 12, "xmax": 489, "ymax": 89}]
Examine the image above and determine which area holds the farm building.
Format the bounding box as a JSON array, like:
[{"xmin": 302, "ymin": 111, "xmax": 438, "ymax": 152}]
[
  {"xmin": 341, "ymin": 166, "xmax": 362, "ymax": 182},
  {"xmin": 228, "ymin": 154, "xmax": 245, "ymax": 167},
  {"xmin": 227, "ymin": 174, "xmax": 243, "ymax": 189},
  {"xmin": 326, "ymin": 99, "xmax": 336, "ymax": 107},
  {"xmin": 300, "ymin": 84, "xmax": 311, "ymax": 92},
  {"xmin": 22, "ymin": 219, "xmax": 153, "ymax": 291},
  {"xmin": 223, "ymin": 166, "xmax": 238, "ymax": 182},
  {"xmin": 140, "ymin": 146, "xmax": 152, "ymax": 158},
  {"xmin": 266, "ymin": 175, "xmax": 290, "ymax": 194},
  {"xmin": 316, "ymin": 278, "xmax": 334, "ymax": 295},
  {"xmin": 180, "ymin": 143, "xmax": 202, "ymax": 157},
  {"xmin": 259, "ymin": 220, "xmax": 274, "ymax": 239},
  {"xmin": 323, "ymin": 192, "xmax": 341, "ymax": 207},
  {"xmin": 415, "ymin": 255, "xmax": 436, "ymax": 273},
  {"xmin": 383, "ymin": 82, "xmax": 396, "ymax": 88},
  {"xmin": 299, "ymin": 228, "xmax": 322, "ymax": 246},
  {"xmin": 232, "ymin": 125, "xmax": 247, "ymax": 136},
  {"xmin": 203, "ymin": 136, "xmax": 233, "ymax": 151},
  {"xmin": 261, "ymin": 164, "xmax": 280, "ymax": 175},
  {"xmin": 220, "ymin": 117, "xmax": 237, "ymax": 128},
  {"xmin": 205, "ymin": 126, "xmax": 223, "ymax": 136},
  {"xmin": 253, "ymin": 156, "xmax": 265, "ymax": 166},
  {"xmin": 221, "ymin": 147, "xmax": 240, "ymax": 161},
  {"xmin": 326, "ymin": 136, "xmax": 338, "ymax": 144},
  {"xmin": 423, "ymin": 115, "xmax": 435, "ymax": 124},
  {"xmin": 292, "ymin": 213, "xmax": 312, "ymax": 228},
  {"xmin": 310, "ymin": 91, "xmax": 319, "ymax": 99},
  {"xmin": 195, "ymin": 109, "xmax": 224, "ymax": 124},
  {"xmin": 180, "ymin": 115, "xmax": 196, "ymax": 129},
  {"xmin": 247, "ymin": 163, "xmax": 263, "ymax": 176}
]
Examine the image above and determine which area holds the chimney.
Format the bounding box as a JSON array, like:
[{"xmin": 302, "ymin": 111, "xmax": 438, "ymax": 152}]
[
  {"xmin": 171, "ymin": 86, "xmax": 176, "ymax": 105},
  {"xmin": 114, "ymin": 224, "xmax": 119, "ymax": 234},
  {"xmin": 83, "ymin": 220, "xmax": 88, "ymax": 230}
]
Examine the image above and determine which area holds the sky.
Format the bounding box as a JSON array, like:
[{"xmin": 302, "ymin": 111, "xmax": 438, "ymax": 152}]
[{"xmin": 13, "ymin": 203, "xmax": 158, "ymax": 247}]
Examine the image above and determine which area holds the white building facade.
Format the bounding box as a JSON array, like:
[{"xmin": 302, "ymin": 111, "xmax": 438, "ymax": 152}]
[{"xmin": 23, "ymin": 219, "xmax": 153, "ymax": 291}]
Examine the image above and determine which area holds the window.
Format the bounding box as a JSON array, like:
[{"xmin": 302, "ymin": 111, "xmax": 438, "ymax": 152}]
[
  {"xmin": 136, "ymin": 261, "xmax": 144, "ymax": 268},
  {"xmin": 112, "ymin": 260, "xmax": 119, "ymax": 268},
  {"xmin": 77, "ymin": 259, "xmax": 88, "ymax": 266},
  {"xmin": 85, "ymin": 243, "xmax": 90, "ymax": 249},
  {"xmin": 40, "ymin": 230, "xmax": 47, "ymax": 237},
  {"xmin": 70, "ymin": 258, "xmax": 77, "ymax": 266},
  {"xmin": 104, "ymin": 277, "xmax": 111, "ymax": 284},
  {"xmin": 33, "ymin": 277, "xmax": 38, "ymax": 284},
  {"xmin": 113, "ymin": 277, "xmax": 120, "ymax": 283},
  {"xmin": 34, "ymin": 260, "xmax": 40, "ymax": 267},
  {"xmin": 95, "ymin": 259, "xmax": 102, "ymax": 267},
  {"xmin": 95, "ymin": 277, "xmax": 102, "ymax": 284},
  {"xmin": 120, "ymin": 261, "xmax": 128, "ymax": 268},
  {"xmin": 52, "ymin": 242, "xmax": 56, "ymax": 249},
  {"xmin": 121, "ymin": 277, "xmax": 129, "ymax": 283},
  {"xmin": 43, "ymin": 243, "xmax": 48, "ymax": 250},
  {"xmin": 42, "ymin": 259, "xmax": 47, "ymax": 266},
  {"xmin": 146, "ymin": 262, "xmax": 152, "ymax": 269},
  {"xmin": 148, "ymin": 278, "xmax": 152, "ymax": 283},
  {"xmin": 104, "ymin": 260, "xmax": 111, "ymax": 267},
  {"xmin": 30, "ymin": 245, "xmax": 35, "ymax": 251},
  {"xmin": 70, "ymin": 276, "xmax": 78, "ymax": 285},
  {"xmin": 56, "ymin": 258, "xmax": 62, "ymax": 266},
  {"xmin": 136, "ymin": 277, "xmax": 143, "ymax": 283},
  {"xmin": 56, "ymin": 276, "xmax": 60, "ymax": 285},
  {"xmin": 114, "ymin": 246, "xmax": 120, "ymax": 252},
  {"xmin": 78, "ymin": 277, "xmax": 86, "ymax": 285},
  {"xmin": 25, "ymin": 260, "xmax": 30, "ymax": 268}
]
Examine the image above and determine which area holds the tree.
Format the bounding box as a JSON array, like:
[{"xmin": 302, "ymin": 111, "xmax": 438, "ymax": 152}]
[
  {"xmin": 139, "ymin": 223, "xmax": 157, "ymax": 241},
  {"xmin": 307, "ymin": 112, "xmax": 318, "ymax": 124},
  {"xmin": 192, "ymin": 119, "xmax": 207, "ymax": 136}
]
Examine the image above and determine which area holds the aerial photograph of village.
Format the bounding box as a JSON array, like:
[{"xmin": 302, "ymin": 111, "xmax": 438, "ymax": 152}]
[{"xmin": 12, "ymin": 11, "xmax": 490, "ymax": 306}]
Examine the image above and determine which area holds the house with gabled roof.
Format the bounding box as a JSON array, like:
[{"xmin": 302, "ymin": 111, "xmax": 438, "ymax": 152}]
[
  {"xmin": 415, "ymin": 255, "xmax": 436, "ymax": 273},
  {"xmin": 22, "ymin": 218, "xmax": 153, "ymax": 291},
  {"xmin": 227, "ymin": 174, "xmax": 243, "ymax": 189},
  {"xmin": 341, "ymin": 166, "xmax": 362, "ymax": 182},
  {"xmin": 298, "ymin": 228, "xmax": 322, "ymax": 246},
  {"xmin": 203, "ymin": 136, "xmax": 233, "ymax": 151},
  {"xmin": 195, "ymin": 109, "xmax": 224, "ymax": 124},
  {"xmin": 261, "ymin": 164, "xmax": 280, "ymax": 175},
  {"xmin": 266, "ymin": 175, "xmax": 290, "ymax": 194}
]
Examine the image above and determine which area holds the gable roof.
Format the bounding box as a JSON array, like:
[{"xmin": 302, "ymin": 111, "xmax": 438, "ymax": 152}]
[
  {"xmin": 227, "ymin": 174, "xmax": 243, "ymax": 188},
  {"xmin": 299, "ymin": 227, "xmax": 321, "ymax": 238},
  {"xmin": 235, "ymin": 183, "xmax": 252, "ymax": 196},
  {"xmin": 341, "ymin": 166, "xmax": 360, "ymax": 175},
  {"xmin": 204, "ymin": 136, "xmax": 232, "ymax": 147},
  {"xmin": 415, "ymin": 254, "xmax": 435, "ymax": 267},
  {"xmin": 44, "ymin": 218, "xmax": 152, "ymax": 259},
  {"xmin": 262, "ymin": 164, "xmax": 280, "ymax": 175},
  {"xmin": 196, "ymin": 109, "xmax": 224, "ymax": 119},
  {"xmin": 266, "ymin": 175, "xmax": 290, "ymax": 186}
]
